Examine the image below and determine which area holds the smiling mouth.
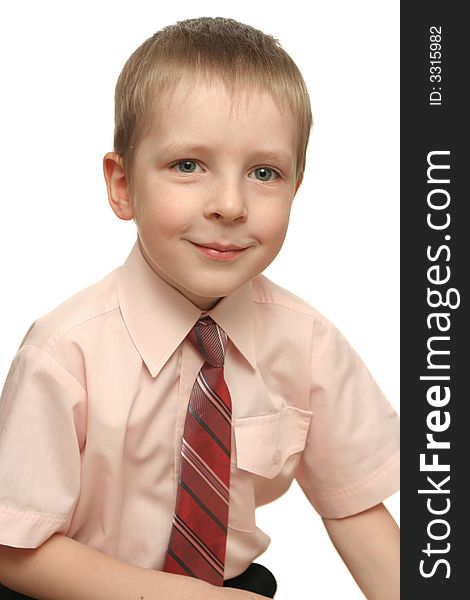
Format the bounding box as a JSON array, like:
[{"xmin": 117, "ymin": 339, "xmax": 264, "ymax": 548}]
[{"xmin": 189, "ymin": 241, "xmax": 250, "ymax": 261}]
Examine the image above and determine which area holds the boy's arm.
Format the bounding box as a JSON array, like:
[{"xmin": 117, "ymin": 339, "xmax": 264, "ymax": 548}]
[
  {"xmin": 322, "ymin": 502, "xmax": 399, "ymax": 600},
  {"xmin": 0, "ymin": 534, "xmax": 264, "ymax": 600}
]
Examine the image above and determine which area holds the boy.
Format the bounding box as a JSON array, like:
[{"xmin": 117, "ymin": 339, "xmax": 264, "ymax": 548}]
[{"xmin": 0, "ymin": 16, "xmax": 399, "ymax": 599}]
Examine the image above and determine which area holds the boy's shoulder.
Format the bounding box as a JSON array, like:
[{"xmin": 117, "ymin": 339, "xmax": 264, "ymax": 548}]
[
  {"xmin": 252, "ymin": 274, "xmax": 329, "ymax": 325},
  {"xmin": 21, "ymin": 266, "xmax": 121, "ymax": 352},
  {"xmin": 18, "ymin": 266, "xmax": 330, "ymax": 355}
]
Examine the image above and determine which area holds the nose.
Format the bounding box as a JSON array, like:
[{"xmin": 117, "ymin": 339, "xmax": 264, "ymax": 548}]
[{"xmin": 204, "ymin": 178, "xmax": 248, "ymax": 222}]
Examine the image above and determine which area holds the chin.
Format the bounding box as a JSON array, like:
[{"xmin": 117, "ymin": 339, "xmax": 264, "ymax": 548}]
[
  {"xmin": 190, "ymin": 283, "xmax": 241, "ymax": 302},
  {"xmin": 193, "ymin": 287, "xmax": 234, "ymax": 300}
]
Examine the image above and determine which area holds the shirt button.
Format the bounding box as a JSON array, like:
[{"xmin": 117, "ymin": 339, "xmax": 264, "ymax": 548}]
[{"xmin": 273, "ymin": 448, "xmax": 282, "ymax": 465}]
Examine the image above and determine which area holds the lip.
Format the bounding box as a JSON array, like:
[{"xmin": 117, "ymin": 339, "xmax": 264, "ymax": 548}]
[{"xmin": 189, "ymin": 241, "xmax": 251, "ymax": 261}]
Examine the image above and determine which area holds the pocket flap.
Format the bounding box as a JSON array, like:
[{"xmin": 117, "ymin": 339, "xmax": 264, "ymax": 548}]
[{"xmin": 233, "ymin": 406, "xmax": 312, "ymax": 479}]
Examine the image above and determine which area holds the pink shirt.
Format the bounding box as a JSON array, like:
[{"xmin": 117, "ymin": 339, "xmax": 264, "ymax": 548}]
[{"xmin": 0, "ymin": 241, "xmax": 399, "ymax": 579}]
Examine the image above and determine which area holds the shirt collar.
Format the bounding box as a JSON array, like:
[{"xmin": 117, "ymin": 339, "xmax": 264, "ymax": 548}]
[{"xmin": 117, "ymin": 241, "xmax": 256, "ymax": 377}]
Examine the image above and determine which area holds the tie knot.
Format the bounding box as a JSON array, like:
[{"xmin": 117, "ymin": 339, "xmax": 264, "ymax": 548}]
[{"xmin": 189, "ymin": 316, "xmax": 228, "ymax": 367}]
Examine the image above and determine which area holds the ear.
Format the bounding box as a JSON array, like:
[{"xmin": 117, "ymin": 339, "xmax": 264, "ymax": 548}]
[
  {"xmin": 293, "ymin": 175, "xmax": 303, "ymax": 197},
  {"xmin": 103, "ymin": 152, "xmax": 134, "ymax": 221}
]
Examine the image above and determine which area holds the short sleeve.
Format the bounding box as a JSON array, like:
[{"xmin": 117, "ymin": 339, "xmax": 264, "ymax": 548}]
[
  {"xmin": 0, "ymin": 344, "xmax": 86, "ymax": 548},
  {"xmin": 295, "ymin": 319, "xmax": 399, "ymax": 518}
]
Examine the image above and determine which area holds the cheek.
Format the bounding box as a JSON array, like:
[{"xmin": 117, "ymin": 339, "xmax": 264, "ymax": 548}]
[
  {"xmin": 256, "ymin": 205, "xmax": 291, "ymax": 246},
  {"xmin": 137, "ymin": 192, "xmax": 193, "ymax": 237}
]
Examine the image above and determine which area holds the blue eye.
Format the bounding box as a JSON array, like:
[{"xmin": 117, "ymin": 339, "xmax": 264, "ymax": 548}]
[
  {"xmin": 173, "ymin": 160, "xmax": 201, "ymax": 174},
  {"xmin": 252, "ymin": 167, "xmax": 279, "ymax": 182}
]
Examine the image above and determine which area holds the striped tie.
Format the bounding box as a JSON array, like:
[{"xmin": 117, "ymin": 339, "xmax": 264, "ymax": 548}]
[{"xmin": 163, "ymin": 316, "xmax": 231, "ymax": 586}]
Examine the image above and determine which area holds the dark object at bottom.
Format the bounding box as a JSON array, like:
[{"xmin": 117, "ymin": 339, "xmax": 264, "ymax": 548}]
[
  {"xmin": 0, "ymin": 587, "xmax": 32, "ymax": 599},
  {"xmin": 224, "ymin": 562, "xmax": 277, "ymax": 598},
  {"xmin": 0, "ymin": 562, "xmax": 277, "ymax": 599}
]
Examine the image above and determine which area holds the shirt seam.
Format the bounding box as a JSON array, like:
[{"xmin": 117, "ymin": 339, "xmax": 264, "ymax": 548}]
[
  {"xmin": 311, "ymin": 318, "xmax": 333, "ymax": 364},
  {"xmin": 313, "ymin": 451, "xmax": 399, "ymax": 498},
  {"xmin": 42, "ymin": 303, "xmax": 120, "ymax": 353},
  {"xmin": 0, "ymin": 505, "xmax": 69, "ymax": 525},
  {"xmin": 19, "ymin": 344, "xmax": 87, "ymax": 395},
  {"xmin": 252, "ymin": 295, "xmax": 325, "ymax": 320}
]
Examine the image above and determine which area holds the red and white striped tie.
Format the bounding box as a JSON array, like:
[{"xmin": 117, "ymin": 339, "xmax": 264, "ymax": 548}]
[{"xmin": 163, "ymin": 316, "xmax": 231, "ymax": 585}]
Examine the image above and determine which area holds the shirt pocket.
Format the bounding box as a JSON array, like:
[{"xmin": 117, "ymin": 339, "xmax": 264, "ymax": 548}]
[
  {"xmin": 227, "ymin": 406, "xmax": 312, "ymax": 533},
  {"xmin": 233, "ymin": 405, "xmax": 313, "ymax": 479}
]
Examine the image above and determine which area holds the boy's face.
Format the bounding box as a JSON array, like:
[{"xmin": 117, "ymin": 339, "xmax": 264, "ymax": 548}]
[{"xmin": 107, "ymin": 79, "xmax": 300, "ymax": 310}]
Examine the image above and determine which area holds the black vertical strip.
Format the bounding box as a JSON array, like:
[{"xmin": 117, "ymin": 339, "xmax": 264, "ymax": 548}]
[{"xmin": 401, "ymin": 3, "xmax": 468, "ymax": 597}]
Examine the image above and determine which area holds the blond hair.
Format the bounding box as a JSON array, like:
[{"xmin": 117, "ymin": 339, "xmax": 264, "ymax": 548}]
[{"xmin": 114, "ymin": 17, "xmax": 312, "ymax": 183}]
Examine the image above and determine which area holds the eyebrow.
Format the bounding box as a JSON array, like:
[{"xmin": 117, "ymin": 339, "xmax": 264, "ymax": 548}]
[
  {"xmin": 159, "ymin": 142, "xmax": 294, "ymax": 169},
  {"xmin": 158, "ymin": 143, "xmax": 215, "ymax": 157},
  {"xmin": 250, "ymin": 150, "xmax": 294, "ymax": 169}
]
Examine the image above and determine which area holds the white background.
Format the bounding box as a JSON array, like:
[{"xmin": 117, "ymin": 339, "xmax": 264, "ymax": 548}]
[{"xmin": 0, "ymin": 1, "xmax": 399, "ymax": 598}]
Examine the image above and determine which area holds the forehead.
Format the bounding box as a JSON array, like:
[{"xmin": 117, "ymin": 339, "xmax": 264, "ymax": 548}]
[
  {"xmin": 142, "ymin": 77, "xmax": 298, "ymax": 160},
  {"xmin": 159, "ymin": 75, "xmax": 283, "ymax": 111}
]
